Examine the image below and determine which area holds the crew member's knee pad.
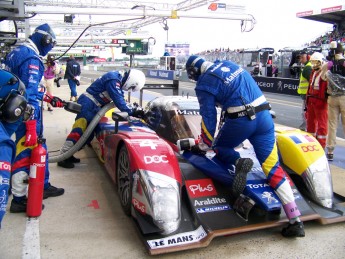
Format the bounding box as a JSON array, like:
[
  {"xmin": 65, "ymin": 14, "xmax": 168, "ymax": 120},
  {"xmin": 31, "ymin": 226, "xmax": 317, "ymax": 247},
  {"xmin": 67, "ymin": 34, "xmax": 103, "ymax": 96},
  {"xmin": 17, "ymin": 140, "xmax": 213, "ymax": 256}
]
[{"xmin": 11, "ymin": 171, "xmax": 29, "ymax": 198}]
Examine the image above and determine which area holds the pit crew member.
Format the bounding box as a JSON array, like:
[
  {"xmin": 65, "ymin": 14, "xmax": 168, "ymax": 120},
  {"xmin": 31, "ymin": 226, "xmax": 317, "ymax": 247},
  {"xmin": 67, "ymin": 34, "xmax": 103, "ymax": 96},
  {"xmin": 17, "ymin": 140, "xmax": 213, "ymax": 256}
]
[
  {"xmin": 57, "ymin": 69, "xmax": 146, "ymax": 168},
  {"xmin": 186, "ymin": 55, "xmax": 305, "ymax": 238},
  {"xmin": 4, "ymin": 23, "xmax": 64, "ymax": 213},
  {"xmin": 0, "ymin": 70, "xmax": 28, "ymax": 226}
]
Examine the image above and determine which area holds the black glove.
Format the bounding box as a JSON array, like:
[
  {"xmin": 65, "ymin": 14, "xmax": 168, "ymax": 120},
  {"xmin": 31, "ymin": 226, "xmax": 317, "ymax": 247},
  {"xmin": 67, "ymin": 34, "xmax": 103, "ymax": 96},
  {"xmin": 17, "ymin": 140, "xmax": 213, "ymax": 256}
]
[
  {"xmin": 50, "ymin": 96, "xmax": 64, "ymax": 108},
  {"xmin": 190, "ymin": 145, "xmax": 207, "ymax": 155},
  {"xmin": 132, "ymin": 108, "xmax": 145, "ymax": 119}
]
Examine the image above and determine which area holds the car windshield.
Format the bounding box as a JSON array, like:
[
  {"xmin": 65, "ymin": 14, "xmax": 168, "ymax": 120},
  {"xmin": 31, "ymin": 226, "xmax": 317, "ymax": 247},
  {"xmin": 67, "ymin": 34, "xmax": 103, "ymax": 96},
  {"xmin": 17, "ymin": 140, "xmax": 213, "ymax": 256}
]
[{"xmin": 145, "ymin": 96, "xmax": 222, "ymax": 144}]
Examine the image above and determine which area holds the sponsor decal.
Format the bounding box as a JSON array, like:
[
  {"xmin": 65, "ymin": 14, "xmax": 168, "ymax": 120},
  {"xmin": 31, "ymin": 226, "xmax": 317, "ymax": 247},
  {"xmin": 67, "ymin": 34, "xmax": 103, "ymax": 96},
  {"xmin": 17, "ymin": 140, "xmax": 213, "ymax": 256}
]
[
  {"xmin": 194, "ymin": 197, "xmax": 227, "ymax": 207},
  {"xmin": 144, "ymin": 155, "xmax": 168, "ymax": 164},
  {"xmin": 149, "ymin": 70, "xmax": 158, "ymax": 76},
  {"xmin": 32, "ymin": 163, "xmax": 45, "ymax": 167},
  {"xmin": 185, "ymin": 179, "xmax": 217, "ymax": 198},
  {"xmin": 196, "ymin": 205, "xmax": 230, "ymax": 213},
  {"xmin": 29, "ymin": 64, "xmax": 39, "ymax": 70},
  {"xmin": 176, "ymin": 109, "xmax": 200, "ymax": 115},
  {"xmin": 132, "ymin": 198, "xmax": 145, "ymax": 214},
  {"xmin": 208, "ymin": 3, "xmax": 226, "ymax": 11},
  {"xmin": 247, "ymin": 183, "xmax": 270, "ymax": 189},
  {"xmin": 283, "ymin": 83, "xmax": 298, "ymax": 90},
  {"xmin": 321, "ymin": 6, "xmax": 342, "ymax": 14},
  {"xmin": 301, "ymin": 144, "xmax": 320, "ymax": 152},
  {"xmin": 257, "ymin": 81, "xmax": 274, "ymax": 88},
  {"xmin": 147, "ymin": 225, "xmax": 206, "ymax": 249},
  {"xmin": 220, "ymin": 67, "xmax": 230, "ymax": 72},
  {"xmin": 261, "ymin": 191, "xmax": 279, "ymax": 204},
  {"xmin": 224, "ymin": 67, "xmax": 244, "ymax": 84},
  {"xmin": 40, "ymin": 155, "xmax": 46, "ymax": 163},
  {"xmin": 158, "ymin": 71, "xmax": 169, "ymax": 78},
  {"xmin": 296, "ymin": 10, "xmax": 313, "ymax": 17},
  {"xmin": 0, "ymin": 161, "xmax": 11, "ymax": 171}
]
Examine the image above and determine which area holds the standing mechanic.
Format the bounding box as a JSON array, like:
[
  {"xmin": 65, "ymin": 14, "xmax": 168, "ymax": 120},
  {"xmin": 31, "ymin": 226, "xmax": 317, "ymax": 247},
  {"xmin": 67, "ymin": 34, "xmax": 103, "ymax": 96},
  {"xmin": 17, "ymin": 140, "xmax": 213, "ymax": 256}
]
[
  {"xmin": 4, "ymin": 23, "xmax": 64, "ymax": 213},
  {"xmin": 305, "ymin": 52, "xmax": 328, "ymax": 149},
  {"xmin": 57, "ymin": 69, "xmax": 146, "ymax": 169},
  {"xmin": 297, "ymin": 51, "xmax": 312, "ymax": 131},
  {"xmin": 0, "ymin": 70, "xmax": 28, "ymax": 227},
  {"xmin": 186, "ymin": 55, "xmax": 305, "ymax": 238}
]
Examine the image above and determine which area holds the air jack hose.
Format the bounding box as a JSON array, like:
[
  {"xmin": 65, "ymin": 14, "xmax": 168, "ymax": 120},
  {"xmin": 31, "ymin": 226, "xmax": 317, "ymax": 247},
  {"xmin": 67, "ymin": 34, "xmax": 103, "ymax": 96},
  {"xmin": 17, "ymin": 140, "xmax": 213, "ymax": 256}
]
[{"xmin": 48, "ymin": 102, "xmax": 115, "ymax": 163}]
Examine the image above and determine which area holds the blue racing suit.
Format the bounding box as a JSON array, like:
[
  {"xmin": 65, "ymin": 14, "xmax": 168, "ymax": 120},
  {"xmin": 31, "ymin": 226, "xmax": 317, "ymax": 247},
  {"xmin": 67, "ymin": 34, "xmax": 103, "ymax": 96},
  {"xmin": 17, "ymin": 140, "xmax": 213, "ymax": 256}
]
[
  {"xmin": 0, "ymin": 123, "xmax": 15, "ymax": 228},
  {"xmin": 195, "ymin": 60, "xmax": 301, "ymax": 220},
  {"xmin": 4, "ymin": 41, "xmax": 50, "ymax": 201},
  {"xmin": 60, "ymin": 71, "xmax": 133, "ymax": 153}
]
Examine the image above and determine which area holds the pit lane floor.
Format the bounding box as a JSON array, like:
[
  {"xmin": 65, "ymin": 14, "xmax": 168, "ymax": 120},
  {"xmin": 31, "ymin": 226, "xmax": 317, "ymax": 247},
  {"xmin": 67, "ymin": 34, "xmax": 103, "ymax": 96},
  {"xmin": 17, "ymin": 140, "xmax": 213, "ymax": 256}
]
[{"xmin": 1, "ymin": 79, "xmax": 345, "ymax": 259}]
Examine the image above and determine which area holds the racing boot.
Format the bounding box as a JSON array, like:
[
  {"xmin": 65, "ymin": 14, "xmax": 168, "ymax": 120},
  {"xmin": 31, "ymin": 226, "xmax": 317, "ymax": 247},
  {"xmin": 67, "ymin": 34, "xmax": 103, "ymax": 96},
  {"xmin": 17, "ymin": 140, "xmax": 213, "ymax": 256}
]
[
  {"xmin": 10, "ymin": 198, "xmax": 44, "ymax": 213},
  {"xmin": 281, "ymin": 221, "xmax": 305, "ymax": 238},
  {"xmin": 231, "ymin": 158, "xmax": 253, "ymax": 198},
  {"xmin": 69, "ymin": 155, "xmax": 80, "ymax": 163},
  {"xmin": 57, "ymin": 156, "xmax": 80, "ymax": 168},
  {"xmin": 43, "ymin": 183, "xmax": 65, "ymax": 199},
  {"xmin": 57, "ymin": 159, "xmax": 74, "ymax": 168}
]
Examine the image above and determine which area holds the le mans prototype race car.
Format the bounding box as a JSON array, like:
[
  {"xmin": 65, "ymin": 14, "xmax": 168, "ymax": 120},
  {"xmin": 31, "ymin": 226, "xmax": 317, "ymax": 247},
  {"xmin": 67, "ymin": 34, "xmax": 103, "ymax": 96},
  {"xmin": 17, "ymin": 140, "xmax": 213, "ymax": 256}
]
[{"xmin": 90, "ymin": 95, "xmax": 345, "ymax": 255}]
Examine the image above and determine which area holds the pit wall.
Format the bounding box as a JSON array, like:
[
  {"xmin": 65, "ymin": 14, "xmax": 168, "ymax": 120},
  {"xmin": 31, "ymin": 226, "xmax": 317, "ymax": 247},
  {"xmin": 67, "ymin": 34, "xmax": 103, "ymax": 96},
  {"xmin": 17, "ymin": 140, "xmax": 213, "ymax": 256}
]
[{"xmin": 85, "ymin": 65, "xmax": 299, "ymax": 96}]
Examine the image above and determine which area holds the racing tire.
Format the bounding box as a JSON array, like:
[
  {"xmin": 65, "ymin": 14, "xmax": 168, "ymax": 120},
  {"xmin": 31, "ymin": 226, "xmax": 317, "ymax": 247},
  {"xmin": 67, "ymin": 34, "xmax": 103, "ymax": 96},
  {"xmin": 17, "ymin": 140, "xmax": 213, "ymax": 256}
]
[{"xmin": 116, "ymin": 145, "xmax": 132, "ymax": 216}]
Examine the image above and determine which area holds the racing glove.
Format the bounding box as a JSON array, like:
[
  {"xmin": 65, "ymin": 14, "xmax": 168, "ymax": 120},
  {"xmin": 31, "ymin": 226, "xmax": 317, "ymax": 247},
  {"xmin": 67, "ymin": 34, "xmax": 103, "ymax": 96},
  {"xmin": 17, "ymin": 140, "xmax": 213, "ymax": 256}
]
[
  {"xmin": 190, "ymin": 145, "xmax": 207, "ymax": 155},
  {"xmin": 131, "ymin": 104, "xmax": 145, "ymax": 119},
  {"xmin": 43, "ymin": 94, "xmax": 64, "ymax": 108},
  {"xmin": 132, "ymin": 109, "xmax": 145, "ymax": 118},
  {"xmin": 24, "ymin": 120, "xmax": 38, "ymax": 146},
  {"xmin": 50, "ymin": 96, "xmax": 64, "ymax": 108},
  {"xmin": 190, "ymin": 138, "xmax": 210, "ymax": 155}
]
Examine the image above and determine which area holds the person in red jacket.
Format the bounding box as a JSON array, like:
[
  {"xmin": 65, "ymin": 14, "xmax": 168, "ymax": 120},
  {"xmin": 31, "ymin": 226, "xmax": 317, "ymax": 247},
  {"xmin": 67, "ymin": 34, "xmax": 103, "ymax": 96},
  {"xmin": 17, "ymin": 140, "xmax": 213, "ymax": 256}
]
[{"xmin": 305, "ymin": 52, "xmax": 328, "ymax": 149}]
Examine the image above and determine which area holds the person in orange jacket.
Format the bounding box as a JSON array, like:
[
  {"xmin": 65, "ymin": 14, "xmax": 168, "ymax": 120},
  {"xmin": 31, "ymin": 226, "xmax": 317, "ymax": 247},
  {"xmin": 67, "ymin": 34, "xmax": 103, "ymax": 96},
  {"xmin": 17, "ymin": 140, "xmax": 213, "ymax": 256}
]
[{"xmin": 305, "ymin": 52, "xmax": 328, "ymax": 149}]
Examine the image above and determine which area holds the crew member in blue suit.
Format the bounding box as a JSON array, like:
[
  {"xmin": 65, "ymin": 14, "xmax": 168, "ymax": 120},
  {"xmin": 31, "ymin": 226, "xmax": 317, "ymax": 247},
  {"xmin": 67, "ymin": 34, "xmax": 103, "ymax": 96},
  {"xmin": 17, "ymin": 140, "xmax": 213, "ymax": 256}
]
[
  {"xmin": 186, "ymin": 55, "xmax": 305, "ymax": 238},
  {"xmin": 5, "ymin": 23, "xmax": 64, "ymax": 213},
  {"xmin": 57, "ymin": 69, "xmax": 146, "ymax": 168},
  {"xmin": 0, "ymin": 70, "xmax": 29, "ymax": 227}
]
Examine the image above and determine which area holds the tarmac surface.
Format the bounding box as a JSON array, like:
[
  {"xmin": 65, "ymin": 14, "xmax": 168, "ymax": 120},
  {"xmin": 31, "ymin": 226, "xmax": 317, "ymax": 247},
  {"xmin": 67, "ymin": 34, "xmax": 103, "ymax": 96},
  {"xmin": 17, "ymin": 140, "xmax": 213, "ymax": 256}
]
[{"xmin": 1, "ymin": 77, "xmax": 345, "ymax": 259}]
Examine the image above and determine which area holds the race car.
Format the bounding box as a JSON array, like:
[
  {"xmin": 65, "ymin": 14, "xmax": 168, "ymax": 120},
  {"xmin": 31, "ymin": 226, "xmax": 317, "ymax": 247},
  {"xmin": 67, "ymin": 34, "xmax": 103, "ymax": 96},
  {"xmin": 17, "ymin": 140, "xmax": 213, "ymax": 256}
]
[{"xmin": 90, "ymin": 95, "xmax": 345, "ymax": 255}]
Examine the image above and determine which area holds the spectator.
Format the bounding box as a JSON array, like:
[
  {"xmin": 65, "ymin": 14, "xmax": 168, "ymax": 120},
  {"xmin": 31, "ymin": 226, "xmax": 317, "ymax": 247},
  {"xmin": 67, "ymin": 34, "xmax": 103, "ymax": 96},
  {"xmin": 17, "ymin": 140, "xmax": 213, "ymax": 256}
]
[
  {"xmin": 322, "ymin": 42, "xmax": 345, "ymax": 161},
  {"xmin": 4, "ymin": 23, "xmax": 64, "ymax": 213},
  {"xmin": 64, "ymin": 55, "xmax": 81, "ymax": 102},
  {"xmin": 0, "ymin": 70, "xmax": 28, "ymax": 227},
  {"xmin": 57, "ymin": 69, "xmax": 146, "ymax": 168},
  {"xmin": 185, "ymin": 55, "xmax": 305, "ymax": 238},
  {"xmin": 305, "ymin": 52, "xmax": 328, "ymax": 149},
  {"xmin": 297, "ymin": 52, "xmax": 312, "ymax": 131},
  {"xmin": 43, "ymin": 54, "xmax": 60, "ymax": 111}
]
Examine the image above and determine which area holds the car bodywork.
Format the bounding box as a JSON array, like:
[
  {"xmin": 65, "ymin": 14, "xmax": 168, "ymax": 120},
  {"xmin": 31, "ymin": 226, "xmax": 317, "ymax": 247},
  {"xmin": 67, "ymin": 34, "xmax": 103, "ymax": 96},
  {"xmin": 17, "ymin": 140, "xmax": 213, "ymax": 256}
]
[{"xmin": 91, "ymin": 95, "xmax": 345, "ymax": 255}]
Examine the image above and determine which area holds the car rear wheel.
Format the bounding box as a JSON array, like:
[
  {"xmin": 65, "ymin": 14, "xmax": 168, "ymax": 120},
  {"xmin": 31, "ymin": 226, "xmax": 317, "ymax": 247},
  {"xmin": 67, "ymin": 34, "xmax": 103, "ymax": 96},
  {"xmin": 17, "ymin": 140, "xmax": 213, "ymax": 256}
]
[{"xmin": 117, "ymin": 145, "xmax": 132, "ymax": 216}]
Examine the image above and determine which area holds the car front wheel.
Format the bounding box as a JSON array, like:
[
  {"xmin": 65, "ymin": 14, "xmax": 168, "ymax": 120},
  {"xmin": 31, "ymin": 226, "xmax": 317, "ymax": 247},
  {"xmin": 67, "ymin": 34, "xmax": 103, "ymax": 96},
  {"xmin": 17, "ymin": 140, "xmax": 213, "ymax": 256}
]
[{"xmin": 117, "ymin": 145, "xmax": 132, "ymax": 216}]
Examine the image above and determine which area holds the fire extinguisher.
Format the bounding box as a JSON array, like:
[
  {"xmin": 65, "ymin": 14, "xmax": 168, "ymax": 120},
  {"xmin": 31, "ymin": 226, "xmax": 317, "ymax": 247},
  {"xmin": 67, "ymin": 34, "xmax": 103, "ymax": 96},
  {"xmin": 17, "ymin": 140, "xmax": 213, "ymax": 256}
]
[
  {"xmin": 27, "ymin": 137, "xmax": 46, "ymax": 217},
  {"xmin": 26, "ymin": 93, "xmax": 47, "ymax": 217}
]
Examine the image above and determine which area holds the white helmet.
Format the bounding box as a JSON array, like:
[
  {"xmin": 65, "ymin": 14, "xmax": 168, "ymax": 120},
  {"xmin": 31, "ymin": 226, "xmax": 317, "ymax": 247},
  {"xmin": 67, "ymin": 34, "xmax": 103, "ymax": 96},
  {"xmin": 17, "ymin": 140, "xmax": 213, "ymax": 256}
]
[
  {"xmin": 122, "ymin": 69, "xmax": 146, "ymax": 92},
  {"xmin": 310, "ymin": 52, "xmax": 325, "ymax": 70}
]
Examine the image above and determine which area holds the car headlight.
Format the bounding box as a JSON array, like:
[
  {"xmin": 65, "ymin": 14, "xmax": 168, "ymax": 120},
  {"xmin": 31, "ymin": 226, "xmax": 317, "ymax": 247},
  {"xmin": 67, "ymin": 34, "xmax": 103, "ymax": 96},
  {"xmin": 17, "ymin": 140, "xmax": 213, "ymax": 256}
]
[
  {"xmin": 302, "ymin": 155, "xmax": 333, "ymax": 208},
  {"xmin": 140, "ymin": 170, "xmax": 181, "ymax": 235}
]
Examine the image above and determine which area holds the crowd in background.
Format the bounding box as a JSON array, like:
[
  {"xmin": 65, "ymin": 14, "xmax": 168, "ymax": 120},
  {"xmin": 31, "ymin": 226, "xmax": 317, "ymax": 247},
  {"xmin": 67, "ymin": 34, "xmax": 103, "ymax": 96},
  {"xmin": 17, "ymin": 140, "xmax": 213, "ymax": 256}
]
[
  {"xmin": 305, "ymin": 27, "xmax": 345, "ymax": 46},
  {"xmin": 192, "ymin": 27, "xmax": 345, "ymax": 65}
]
